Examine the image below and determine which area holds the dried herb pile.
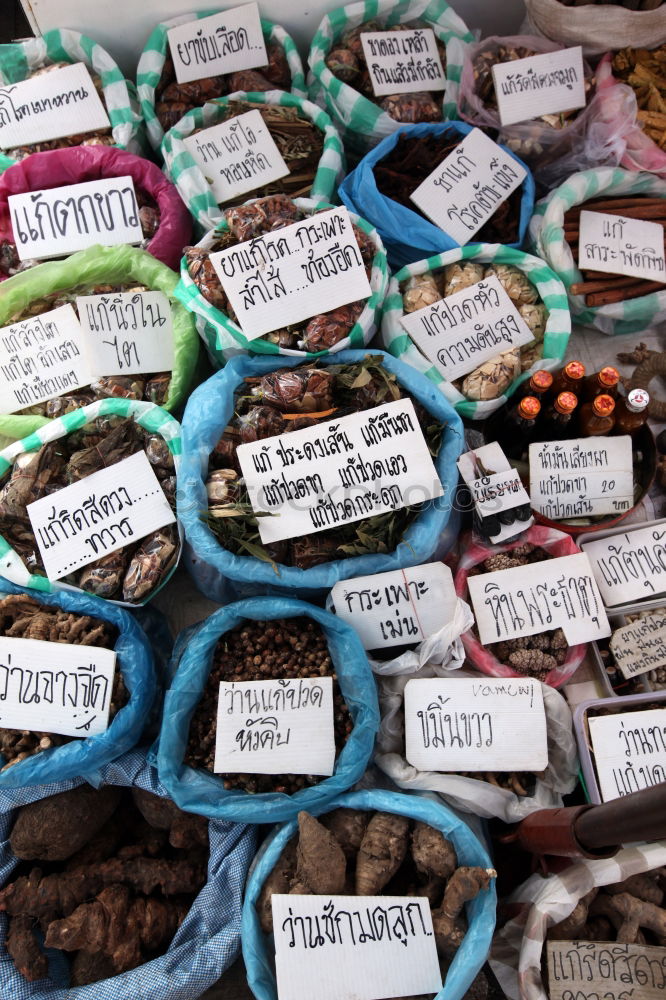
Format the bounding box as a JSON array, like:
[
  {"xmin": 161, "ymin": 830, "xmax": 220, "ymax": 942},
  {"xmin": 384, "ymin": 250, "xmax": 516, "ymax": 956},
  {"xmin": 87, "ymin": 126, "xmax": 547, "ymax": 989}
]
[{"xmin": 613, "ymin": 46, "xmax": 666, "ymax": 149}]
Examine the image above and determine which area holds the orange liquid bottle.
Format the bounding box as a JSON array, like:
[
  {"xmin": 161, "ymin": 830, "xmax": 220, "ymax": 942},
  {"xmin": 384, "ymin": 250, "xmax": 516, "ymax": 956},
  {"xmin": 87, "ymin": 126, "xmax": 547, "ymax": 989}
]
[
  {"xmin": 538, "ymin": 391, "xmax": 578, "ymax": 441},
  {"xmin": 518, "ymin": 370, "xmax": 554, "ymax": 400},
  {"xmin": 578, "ymin": 394, "xmax": 616, "ymax": 437},
  {"xmin": 612, "ymin": 389, "xmax": 650, "ymax": 437},
  {"xmin": 582, "ymin": 366, "xmax": 620, "ymax": 402},
  {"xmin": 549, "ymin": 361, "xmax": 586, "ymax": 399},
  {"xmin": 496, "ymin": 396, "xmax": 541, "ymax": 460}
]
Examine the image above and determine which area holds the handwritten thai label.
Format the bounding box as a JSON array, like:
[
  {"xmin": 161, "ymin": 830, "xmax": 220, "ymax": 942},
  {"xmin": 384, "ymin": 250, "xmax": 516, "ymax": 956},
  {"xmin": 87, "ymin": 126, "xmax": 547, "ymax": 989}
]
[
  {"xmin": 0, "ymin": 303, "xmax": 91, "ymax": 415},
  {"xmin": 359, "ymin": 28, "xmax": 445, "ymax": 97},
  {"xmin": 167, "ymin": 3, "xmax": 268, "ymax": 85},
  {"xmin": 27, "ymin": 451, "xmax": 175, "ymax": 581},
  {"xmin": 0, "ymin": 636, "xmax": 116, "ymax": 738},
  {"xmin": 588, "ymin": 707, "xmax": 666, "ymax": 802},
  {"xmin": 410, "ymin": 128, "xmax": 527, "ymax": 244},
  {"xmin": 272, "ymin": 894, "xmax": 441, "ymax": 1000},
  {"xmin": 0, "ymin": 62, "xmax": 110, "ymax": 150},
  {"xmin": 529, "ymin": 436, "xmax": 634, "ymax": 520},
  {"xmin": 582, "ymin": 523, "xmax": 666, "ymax": 608},
  {"xmin": 76, "ymin": 291, "xmax": 174, "ymax": 377},
  {"xmin": 330, "ymin": 563, "xmax": 457, "ymax": 650},
  {"xmin": 467, "ymin": 551, "xmax": 610, "ymax": 646},
  {"xmin": 611, "ymin": 614, "xmax": 666, "ymax": 679},
  {"xmin": 547, "ymin": 939, "xmax": 666, "ymax": 1000},
  {"xmin": 458, "ymin": 441, "xmax": 532, "ymax": 543},
  {"xmin": 209, "ymin": 207, "xmax": 371, "ymax": 341},
  {"xmin": 400, "ymin": 274, "xmax": 534, "ymax": 382},
  {"xmin": 9, "ymin": 175, "xmax": 143, "ymax": 262},
  {"xmin": 579, "ymin": 210, "xmax": 666, "ymax": 284},
  {"xmin": 491, "ymin": 46, "xmax": 586, "ymax": 127},
  {"xmin": 237, "ymin": 398, "xmax": 444, "ymax": 545},
  {"xmin": 404, "ymin": 677, "xmax": 548, "ymax": 772},
  {"xmin": 214, "ymin": 677, "xmax": 335, "ymax": 775}
]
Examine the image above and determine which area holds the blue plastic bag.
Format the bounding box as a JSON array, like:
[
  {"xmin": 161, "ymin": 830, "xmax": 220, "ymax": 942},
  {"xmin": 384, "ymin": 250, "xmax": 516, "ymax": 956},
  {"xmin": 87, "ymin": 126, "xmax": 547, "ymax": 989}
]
[
  {"xmin": 339, "ymin": 122, "xmax": 535, "ymax": 271},
  {"xmin": 0, "ymin": 750, "xmax": 256, "ymax": 1000},
  {"xmin": 178, "ymin": 350, "xmax": 464, "ymax": 602},
  {"xmin": 157, "ymin": 597, "xmax": 379, "ymax": 824},
  {"xmin": 0, "ymin": 582, "xmax": 156, "ymax": 788},
  {"xmin": 241, "ymin": 789, "xmax": 497, "ymax": 1000}
]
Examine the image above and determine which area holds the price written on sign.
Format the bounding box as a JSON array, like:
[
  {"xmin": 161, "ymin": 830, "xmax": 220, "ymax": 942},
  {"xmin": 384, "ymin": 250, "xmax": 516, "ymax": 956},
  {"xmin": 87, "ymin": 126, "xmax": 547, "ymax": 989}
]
[
  {"xmin": 167, "ymin": 3, "xmax": 268, "ymax": 85},
  {"xmin": 76, "ymin": 290, "xmax": 174, "ymax": 377},
  {"xmin": 578, "ymin": 210, "xmax": 666, "ymax": 284},
  {"xmin": 400, "ymin": 274, "xmax": 534, "ymax": 382},
  {"xmin": 360, "ymin": 28, "xmax": 446, "ymax": 97},
  {"xmin": 588, "ymin": 707, "xmax": 666, "ymax": 801},
  {"xmin": 237, "ymin": 398, "xmax": 444, "ymax": 545},
  {"xmin": 581, "ymin": 522, "xmax": 666, "ymax": 607},
  {"xmin": 457, "ymin": 441, "xmax": 533, "ymax": 544},
  {"xmin": 491, "ymin": 45, "xmax": 587, "ymax": 127},
  {"xmin": 547, "ymin": 940, "xmax": 666, "ymax": 1000},
  {"xmin": 409, "ymin": 128, "xmax": 527, "ymax": 244},
  {"xmin": 610, "ymin": 613, "xmax": 666, "ymax": 680},
  {"xmin": 529, "ymin": 436, "xmax": 634, "ymax": 521}
]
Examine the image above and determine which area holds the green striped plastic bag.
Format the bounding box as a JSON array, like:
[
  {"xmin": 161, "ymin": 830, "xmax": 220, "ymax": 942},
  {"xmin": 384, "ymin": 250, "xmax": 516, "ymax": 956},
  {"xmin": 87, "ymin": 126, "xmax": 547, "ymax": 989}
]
[
  {"xmin": 529, "ymin": 166, "xmax": 666, "ymax": 336},
  {"xmin": 176, "ymin": 197, "xmax": 389, "ymax": 366},
  {"xmin": 137, "ymin": 13, "xmax": 306, "ymax": 153},
  {"xmin": 307, "ymin": 0, "xmax": 473, "ymax": 155},
  {"xmin": 161, "ymin": 92, "xmax": 345, "ymax": 234},
  {"xmin": 380, "ymin": 243, "xmax": 572, "ymax": 420}
]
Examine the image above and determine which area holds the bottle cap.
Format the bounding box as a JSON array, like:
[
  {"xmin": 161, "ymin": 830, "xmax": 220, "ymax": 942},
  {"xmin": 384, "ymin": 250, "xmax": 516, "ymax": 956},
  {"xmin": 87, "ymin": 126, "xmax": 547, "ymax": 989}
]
[
  {"xmin": 554, "ymin": 391, "xmax": 578, "ymax": 414},
  {"xmin": 598, "ymin": 366, "xmax": 620, "ymax": 388},
  {"xmin": 626, "ymin": 388, "xmax": 649, "ymax": 412},
  {"xmin": 593, "ymin": 394, "xmax": 616, "ymax": 417},
  {"xmin": 564, "ymin": 361, "xmax": 585, "ymax": 381},
  {"xmin": 531, "ymin": 370, "xmax": 553, "ymax": 391},
  {"xmin": 519, "ymin": 396, "xmax": 541, "ymax": 419}
]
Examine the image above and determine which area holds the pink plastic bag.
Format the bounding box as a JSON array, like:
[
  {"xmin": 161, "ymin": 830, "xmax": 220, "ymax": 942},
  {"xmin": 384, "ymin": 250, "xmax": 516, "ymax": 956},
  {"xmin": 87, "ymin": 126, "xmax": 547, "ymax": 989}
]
[
  {"xmin": 454, "ymin": 525, "xmax": 586, "ymax": 688},
  {"xmin": 0, "ymin": 145, "xmax": 191, "ymax": 273},
  {"xmin": 597, "ymin": 52, "xmax": 666, "ymax": 180}
]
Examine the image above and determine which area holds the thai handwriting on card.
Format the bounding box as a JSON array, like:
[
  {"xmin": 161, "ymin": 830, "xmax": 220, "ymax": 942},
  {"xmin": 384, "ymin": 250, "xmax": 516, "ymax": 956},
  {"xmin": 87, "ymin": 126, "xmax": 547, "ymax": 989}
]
[
  {"xmin": 0, "ymin": 62, "xmax": 110, "ymax": 150},
  {"xmin": 399, "ymin": 274, "xmax": 534, "ymax": 382},
  {"xmin": 9, "ymin": 176, "xmax": 143, "ymax": 262},
  {"xmin": 409, "ymin": 128, "xmax": 527, "ymax": 244},
  {"xmin": 611, "ymin": 613, "xmax": 666, "ymax": 680},
  {"xmin": 76, "ymin": 291, "xmax": 174, "ymax": 377},
  {"xmin": 182, "ymin": 109, "xmax": 289, "ymax": 204},
  {"xmin": 209, "ymin": 207, "xmax": 371, "ymax": 341},
  {"xmin": 588, "ymin": 707, "xmax": 666, "ymax": 802},
  {"xmin": 214, "ymin": 677, "xmax": 335, "ymax": 775},
  {"xmin": 547, "ymin": 940, "xmax": 666, "ymax": 1000},
  {"xmin": 272, "ymin": 894, "xmax": 442, "ymax": 1000},
  {"xmin": 581, "ymin": 523, "xmax": 666, "ymax": 607},
  {"xmin": 457, "ymin": 441, "xmax": 533, "ymax": 543},
  {"xmin": 578, "ymin": 210, "xmax": 666, "ymax": 284},
  {"xmin": 236, "ymin": 398, "xmax": 444, "ymax": 545},
  {"xmin": 0, "ymin": 636, "xmax": 116, "ymax": 738},
  {"xmin": 167, "ymin": 3, "xmax": 268, "ymax": 85},
  {"xmin": 26, "ymin": 451, "xmax": 175, "ymax": 581},
  {"xmin": 466, "ymin": 551, "xmax": 611, "ymax": 646},
  {"xmin": 359, "ymin": 28, "xmax": 446, "ymax": 97},
  {"xmin": 0, "ymin": 303, "xmax": 92, "ymax": 415},
  {"xmin": 491, "ymin": 46, "xmax": 587, "ymax": 127},
  {"xmin": 529, "ymin": 436, "xmax": 634, "ymax": 520},
  {"xmin": 404, "ymin": 677, "xmax": 548, "ymax": 772}
]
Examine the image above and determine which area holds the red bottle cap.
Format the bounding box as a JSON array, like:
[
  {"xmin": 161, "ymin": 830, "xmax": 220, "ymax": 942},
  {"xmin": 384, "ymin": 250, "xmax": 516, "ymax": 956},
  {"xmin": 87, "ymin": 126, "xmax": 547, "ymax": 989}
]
[
  {"xmin": 593, "ymin": 394, "xmax": 616, "ymax": 417},
  {"xmin": 519, "ymin": 396, "xmax": 541, "ymax": 419},
  {"xmin": 563, "ymin": 361, "xmax": 586, "ymax": 381},
  {"xmin": 555, "ymin": 392, "xmax": 578, "ymax": 414},
  {"xmin": 598, "ymin": 366, "xmax": 620, "ymax": 388},
  {"xmin": 531, "ymin": 370, "xmax": 553, "ymax": 391}
]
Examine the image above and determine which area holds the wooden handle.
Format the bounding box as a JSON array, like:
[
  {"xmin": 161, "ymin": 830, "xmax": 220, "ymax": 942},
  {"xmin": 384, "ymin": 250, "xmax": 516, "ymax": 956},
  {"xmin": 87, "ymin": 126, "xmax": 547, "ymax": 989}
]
[{"xmin": 575, "ymin": 783, "xmax": 666, "ymax": 849}]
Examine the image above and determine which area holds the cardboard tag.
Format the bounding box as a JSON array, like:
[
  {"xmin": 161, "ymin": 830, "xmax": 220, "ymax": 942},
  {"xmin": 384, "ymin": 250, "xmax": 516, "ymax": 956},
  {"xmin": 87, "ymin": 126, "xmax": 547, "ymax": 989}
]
[
  {"xmin": 0, "ymin": 63, "xmax": 110, "ymax": 150},
  {"xmin": 610, "ymin": 613, "xmax": 666, "ymax": 679},
  {"xmin": 0, "ymin": 636, "xmax": 116, "ymax": 738},
  {"xmin": 547, "ymin": 939, "xmax": 666, "ymax": 1000},
  {"xmin": 588, "ymin": 707, "xmax": 666, "ymax": 801},
  {"xmin": 272, "ymin": 894, "xmax": 442, "ymax": 1000},
  {"xmin": 399, "ymin": 274, "xmax": 534, "ymax": 382},
  {"xmin": 457, "ymin": 441, "xmax": 533, "ymax": 543},
  {"xmin": 581, "ymin": 523, "xmax": 666, "ymax": 607},
  {"xmin": 76, "ymin": 290, "xmax": 174, "ymax": 377},
  {"xmin": 0, "ymin": 303, "xmax": 91, "ymax": 414},
  {"xmin": 330, "ymin": 563, "xmax": 458, "ymax": 650},
  {"xmin": 492, "ymin": 46, "xmax": 587, "ymax": 127},
  {"xmin": 578, "ymin": 210, "xmax": 666, "ymax": 284},
  {"xmin": 27, "ymin": 451, "xmax": 175, "ymax": 581},
  {"xmin": 237, "ymin": 398, "xmax": 444, "ymax": 545},
  {"xmin": 213, "ymin": 677, "xmax": 335, "ymax": 775},
  {"xmin": 404, "ymin": 676, "xmax": 548, "ymax": 772},
  {"xmin": 9, "ymin": 176, "xmax": 143, "ymax": 261},
  {"xmin": 466, "ymin": 551, "xmax": 611, "ymax": 646},
  {"xmin": 529, "ymin": 436, "xmax": 634, "ymax": 520},
  {"xmin": 182, "ymin": 109, "xmax": 289, "ymax": 204},
  {"xmin": 360, "ymin": 28, "xmax": 446, "ymax": 97},
  {"xmin": 209, "ymin": 207, "xmax": 371, "ymax": 341},
  {"xmin": 167, "ymin": 3, "xmax": 268, "ymax": 85},
  {"xmin": 409, "ymin": 128, "xmax": 527, "ymax": 244}
]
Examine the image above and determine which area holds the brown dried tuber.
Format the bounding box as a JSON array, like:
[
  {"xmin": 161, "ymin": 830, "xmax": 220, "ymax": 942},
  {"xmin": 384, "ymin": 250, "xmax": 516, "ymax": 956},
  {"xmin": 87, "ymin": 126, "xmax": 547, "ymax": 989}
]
[
  {"xmin": 356, "ymin": 812, "xmax": 410, "ymax": 895},
  {"xmin": 411, "ymin": 822, "xmax": 457, "ymax": 881},
  {"xmin": 321, "ymin": 808, "xmax": 368, "ymax": 860},
  {"xmin": 295, "ymin": 811, "xmax": 347, "ymax": 894},
  {"xmin": 257, "ymin": 839, "xmax": 298, "ymax": 934},
  {"xmin": 431, "ymin": 866, "xmax": 497, "ymax": 957},
  {"xmin": 10, "ymin": 784, "xmax": 123, "ymax": 861}
]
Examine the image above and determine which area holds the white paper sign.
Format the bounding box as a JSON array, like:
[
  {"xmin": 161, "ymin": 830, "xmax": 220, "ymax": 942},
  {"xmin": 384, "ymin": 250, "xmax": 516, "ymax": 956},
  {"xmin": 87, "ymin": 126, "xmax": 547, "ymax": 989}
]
[
  {"xmin": 27, "ymin": 451, "xmax": 175, "ymax": 581},
  {"xmin": 330, "ymin": 563, "xmax": 458, "ymax": 650},
  {"xmin": 548, "ymin": 940, "xmax": 666, "ymax": 1000},
  {"xmin": 360, "ymin": 28, "xmax": 446, "ymax": 97},
  {"xmin": 400, "ymin": 274, "xmax": 534, "ymax": 382},
  {"xmin": 410, "ymin": 128, "xmax": 527, "ymax": 244},
  {"xmin": 76, "ymin": 291, "xmax": 174, "ymax": 377},
  {"xmin": 9, "ymin": 176, "xmax": 143, "ymax": 262},
  {"xmin": 272, "ymin": 894, "xmax": 441, "ymax": 1000},
  {"xmin": 237, "ymin": 398, "xmax": 444, "ymax": 545},
  {"xmin": 182, "ymin": 109, "xmax": 289, "ymax": 204},
  {"xmin": 578, "ymin": 210, "xmax": 666, "ymax": 284},
  {"xmin": 0, "ymin": 304, "xmax": 92, "ymax": 414},
  {"xmin": 213, "ymin": 677, "xmax": 335, "ymax": 775},
  {"xmin": 0, "ymin": 63, "xmax": 110, "ymax": 150},
  {"xmin": 610, "ymin": 613, "xmax": 666, "ymax": 679},
  {"xmin": 404, "ymin": 676, "xmax": 548, "ymax": 772},
  {"xmin": 582, "ymin": 523, "xmax": 666, "ymax": 607},
  {"xmin": 210, "ymin": 207, "xmax": 371, "ymax": 341},
  {"xmin": 529, "ymin": 436, "xmax": 634, "ymax": 521},
  {"xmin": 0, "ymin": 636, "xmax": 116, "ymax": 738},
  {"xmin": 167, "ymin": 3, "xmax": 268, "ymax": 85},
  {"xmin": 467, "ymin": 551, "xmax": 611, "ymax": 646},
  {"xmin": 588, "ymin": 707, "xmax": 666, "ymax": 801},
  {"xmin": 492, "ymin": 46, "xmax": 587, "ymax": 127},
  {"xmin": 458, "ymin": 441, "xmax": 533, "ymax": 543}
]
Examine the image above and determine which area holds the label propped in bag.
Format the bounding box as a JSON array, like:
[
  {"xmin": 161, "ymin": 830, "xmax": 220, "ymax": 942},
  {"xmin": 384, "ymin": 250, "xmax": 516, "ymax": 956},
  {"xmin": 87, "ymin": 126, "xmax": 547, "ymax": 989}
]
[
  {"xmin": 492, "ymin": 46, "xmax": 587, "ymax": 127},
  {"xmin": 360, "ymin": 28, "xmax": 446, "ymax": 97},
  {"xmin": 167, "ymin": 3, "xmax": 268, "ymax": 85}
]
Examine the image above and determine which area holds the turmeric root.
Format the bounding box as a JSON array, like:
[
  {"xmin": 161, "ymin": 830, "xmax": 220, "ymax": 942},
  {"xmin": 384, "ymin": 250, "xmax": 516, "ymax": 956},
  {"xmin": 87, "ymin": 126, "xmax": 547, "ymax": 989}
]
[
  {"xmin": 321, "ymin": 809, "xmax": 368, "ymax": 860},
  {"xmin": 0, "ymin": 867, "xmax": 101, "ymax": 924},
  {"xmin": 411, "ymin": 822, "xmax": 457, "ymax": 881},
  {"xmin": 589, "ymin": 891, "xmax": 666, "ymax": 944},
  {"xmin": 257, "ymin": 838, "xmax": 297, "ymax": 934},
  {"xmin": 548, "ymin": 888, "xmax": 599, "ymax": 941},
  {"xmin": 10, "ymin": 785, "xmax": 122, "ymax": 861},
  {"xmin": 295, "ymin": 812, "xmax": 346, "ymax": 894},
  {"xmin": 6, "ymin": 914, "xmax": 47, "ymax": 982},
  {"xmin": 431, "ymin": 866, "xmax": 496, "ymax": 957},
  {"xmin": 356, "ymin": 812, "xmax": 410, "ymax": 896},
  {"xmin": 606, "ymin": 873, "xmax": 664, "ymax": 906}
]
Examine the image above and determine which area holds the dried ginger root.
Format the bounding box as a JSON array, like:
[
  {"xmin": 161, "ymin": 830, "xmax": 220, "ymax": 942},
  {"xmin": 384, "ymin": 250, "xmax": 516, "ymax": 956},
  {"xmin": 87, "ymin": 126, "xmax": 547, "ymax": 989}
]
[
  {"xmin": 356, "ymin": 812, "xmax": 410, "ymax": 895},
  {"xmin": 547, "ymin": 888, "xmax": 599, "ymax": 940},
  {"xmin": 10, "ymin": 785, "xmax": 123, "ymax": 861},
  {"xmin": 431, "ymin": 866, "xmax": 497, "ymax": 957},
  {"xmin": 7, "ymin": 914, "xmax": 48, "ymax": 982},
  {"xmin": 589, "ymin": 891, "xmax": 666, "ymax": 944},
  {"xmin": 321, "ymin": 808, "xmax": 368, "ymax": 860},
  {"xmin": 257, "ymin": 839, "xmax": 297, "ymax": 934},
  {"xmin": 293, "ymin": 811, "xmax": 346, "ymax": 894},
  {"xmin": 411, "ymin": 822, "xmax": 457, "ymax": 881}
]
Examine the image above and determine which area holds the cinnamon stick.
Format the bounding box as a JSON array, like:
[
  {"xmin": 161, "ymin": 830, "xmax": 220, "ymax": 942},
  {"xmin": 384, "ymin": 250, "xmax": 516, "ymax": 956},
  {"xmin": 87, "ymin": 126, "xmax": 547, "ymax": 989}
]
[
  {"xmin": 571, "ymin": 276, "xmax": 644, "ymax": 295},
  {"xmin": 585, "ymin": 280, "xmax": 665, "ymax": 306}
]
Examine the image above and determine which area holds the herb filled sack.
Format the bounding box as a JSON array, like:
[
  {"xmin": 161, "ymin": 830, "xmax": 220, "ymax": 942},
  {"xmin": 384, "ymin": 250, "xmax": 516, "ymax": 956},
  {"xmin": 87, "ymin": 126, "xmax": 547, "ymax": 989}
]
[
  {"xmin": 597, "ymin": 50, "xmax": 666, "ymax": 180},
  {"xmin": 522, "ymin": 0, "xmax": 666, "ymax": 57}
]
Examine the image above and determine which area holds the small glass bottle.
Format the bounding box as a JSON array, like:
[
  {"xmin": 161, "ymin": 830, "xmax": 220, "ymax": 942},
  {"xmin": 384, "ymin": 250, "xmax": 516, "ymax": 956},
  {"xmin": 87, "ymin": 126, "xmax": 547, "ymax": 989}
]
[
  {"xmin": 538, "ymin": 391, "xmax": 578, "ymax": 441},
  {"xmin": 578, "ymin": 394, "xmax": 616, "ymax": 437},
  {"xmin": 549, "ymin": 361, "xmax": 586, "ymax": 399},
  {"xmin": 612, "ymin": 389, "xmax": 650, "ymax": 437},
  {"xmin": 518, "ymin": 370, "xmax": 553, "ymax": 400},
  {"xmin": 582, "ymin": 366, "xmax": 620, "ymax": 402},
  {"xmin": 496, "ymin": 396, "xmax": 541, "ymax": 460}
]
